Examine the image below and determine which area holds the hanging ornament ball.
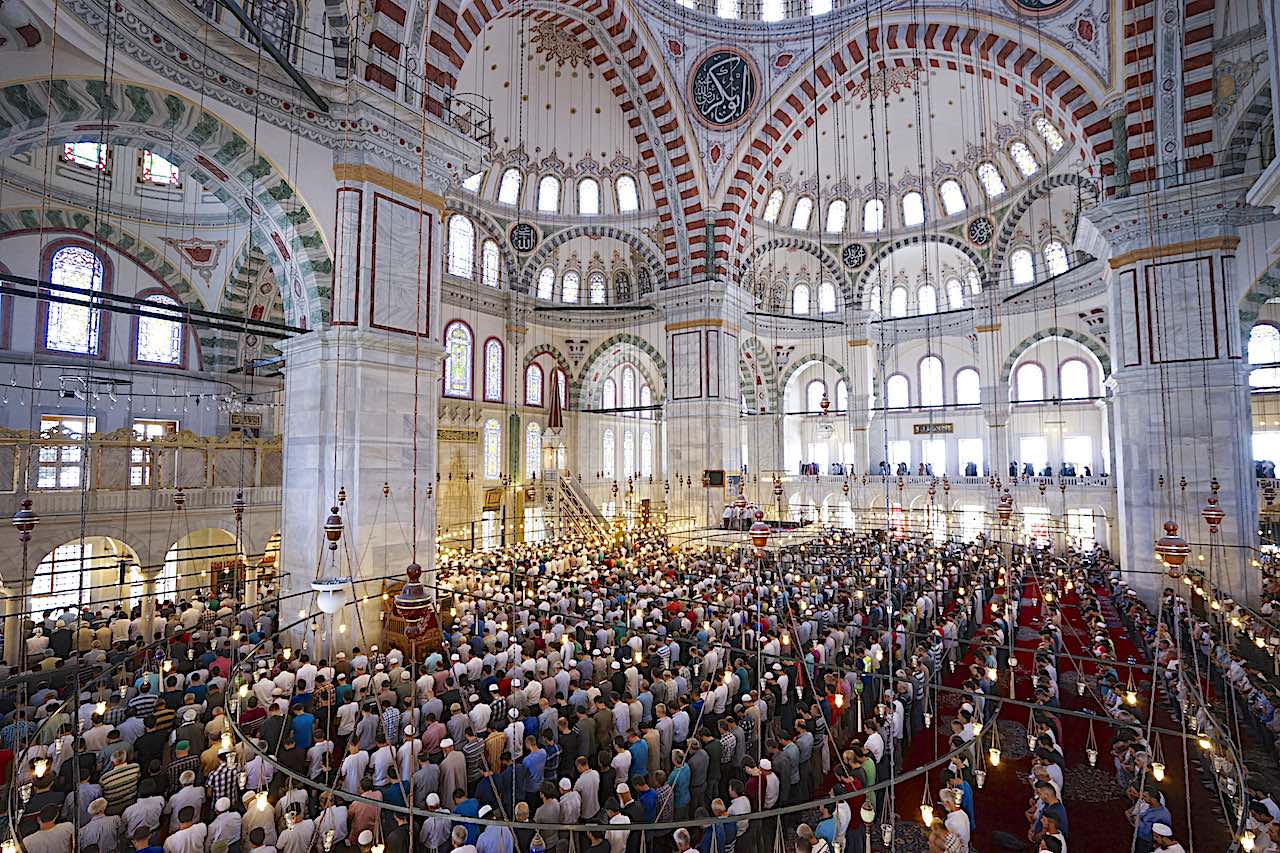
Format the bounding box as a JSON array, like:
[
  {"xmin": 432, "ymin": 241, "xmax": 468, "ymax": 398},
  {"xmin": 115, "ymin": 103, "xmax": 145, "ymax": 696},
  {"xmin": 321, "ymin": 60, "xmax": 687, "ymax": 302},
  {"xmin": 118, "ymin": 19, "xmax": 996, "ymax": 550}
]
[
  {"xmin": 1201, "ymin": 497, "xmax": 1225, "ymax": 533},
  {"xmin": 324, "ymin": 506, "xmax": 344, "ymax": 551},
  {"xmin": 1154, "ymin": 521, "xmax": 1190, "ymax": 567},
  {"xmin": 11, "ymin": 499, "xmax": 38, "ymax": 541},
  {"xmin": 749, "ymin": 516, "xmax": 771, "ymax": 551},
  {"xmin": 174, "ymin": 488, "xmax": 186, "ymax": 510},
  {"xmin": 338, "ymin": 486, "xmax": 347, "ymax": 506},
  {"xmin": 997, "ymin": 491, "xmax": 1014, "ymax": 523},
  {"xmin": 232, "ymin": 491, "xmax": 246, "ymax": 520},
  {"xmin": 819, "ymin": 395, "xmax": 831, "ymax": 414},
  {"xmin": 734, "ymin": 492, "xmax": 747, "ymax": 510}
]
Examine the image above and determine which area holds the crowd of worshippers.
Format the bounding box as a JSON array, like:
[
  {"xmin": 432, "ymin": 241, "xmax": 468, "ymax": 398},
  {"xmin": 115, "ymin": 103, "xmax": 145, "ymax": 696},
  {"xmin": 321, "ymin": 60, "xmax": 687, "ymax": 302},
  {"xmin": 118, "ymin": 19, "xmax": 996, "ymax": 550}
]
[{"xmin": 5, "ymin": 529, "xmax": 1101, "ymax": 853}]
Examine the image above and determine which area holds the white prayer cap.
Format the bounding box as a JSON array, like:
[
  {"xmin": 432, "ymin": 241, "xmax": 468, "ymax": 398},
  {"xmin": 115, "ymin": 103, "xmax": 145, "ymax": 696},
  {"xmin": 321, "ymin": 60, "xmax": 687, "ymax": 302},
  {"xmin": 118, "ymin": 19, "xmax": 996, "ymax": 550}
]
[
  {"xmin": 358, "ymin": 830, "xmax": 374, "ymax": 845},
  {"xmin": 559, "ymin": 778, "xmax": 571, "ymax": 791},
  {"xmin": 1152, "ymin": 824, "xmax": 1173, "ymax": 837},
  {"xmin": 440, "ymin": 738, "xmax": 454, "ymax": 749},
  {"xmin": 427, "ymin": 793, "xmax": 440, "ymax": 807},
  {"xmin": 215, "ymin": 797, "xmax": 230, "ymax": 812}
]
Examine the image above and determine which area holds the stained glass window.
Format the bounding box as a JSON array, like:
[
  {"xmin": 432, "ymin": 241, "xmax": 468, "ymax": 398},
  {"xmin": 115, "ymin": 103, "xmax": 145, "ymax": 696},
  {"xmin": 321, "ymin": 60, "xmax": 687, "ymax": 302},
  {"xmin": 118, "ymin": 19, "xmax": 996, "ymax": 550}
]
[
  {"xmin": 763, "ymin": 189, "xmax": 784, "ymax": 223},
  {"xmin": 1009, "ymin": 141, "xmax": 1039, "ymax": 177},
  {"xmin": 977, "ymin": 162, "xmax": 1006, "ymax": 197},
  {"xmin": 616, "ymin": 175, "xmax": 639, "ymax": 213},
  {"xmin": 525, "ymin": 422, "xmax": 542, "ymax": 478},
  {"xmin": 639, "ymin": 383, "xmax": 652, "ymax": 419},
  {"xmin": 63, "ymin": 142, "xmax": 107, "ymax": 171},
  {"xmin": 45, "ymin": 244, "xmax": 105, "ymax": 355},
  {"xmin": 497, "ymin": 168, "xmax": 523, "ymax": 205},
  {"xmin": 484, "ymin": 338, "xmax": 503, "ymax": 402},
  {"xmin": 623, "ymin": 430, "xmax": 635, "ymax": 476},
  {"xmin": 442, "ymin": 321, "xmax": 473, "ymax": 397},
  {"xmin": 562, "ymin": 271, "xmax": 580, "ymax": 303},
  {"xmin": 1010, "ymin": 248, "xmax": 1036, "ymax": 286},
  {"xmin": 537, "ymin": 266, "xmax": 555, "ymax": 300},
  {"xmin": 578, "ymin": 178, "xmax": 600, "ymax": 215},
  {"xmin": 525, "ymin": 363, "xmax": 544, "ymax": 406},
  {"xmin": 555, "ymin": 369, "xmax": 567, "ymax": 409},
  {"xmin": 140, "ymin": 151, "xmax": 180, "ymax": 186},
  {"xmin": 640, "ymin": 431, "xmax": 653, "ymax": 476},
  {"xmin": 135, "ymin": 293, "xmax": 183, "ymax": 365},
  {"xmin": 791, "ymin": 196, "xmax": 813, "ymax": 230},
  {"xmin": 589, "ymin": 272, "xmax": 607, "ymax": 304},
  {"xmin": 1043, "ymin": 240, "xmax": 1069, "ymax": 277},
  {"xmin": 602, "ymin": 378, "xmax": 617, "ymax": 410},
  {"xmin": 482, "ymin": 419, "xmax": 501, "ymax": 479},
  {"xmin": 447, "ymin": 216, "xmax": 475, "ymax": 278},
  {"xmin": 37, "ymin": 415, "xmax": 95, "ymax": 489},
  {"xmin": 602, "ymin": 429, "xmax": 615, "ymax": 478},
  {"xmin": 818, "ymin": 281, "xmax": 836, "ymax": 314},
  {"xmin": 481, "ymin": 240, "xmax": 500, "ymax": 288},
  {"xmin": 1034, "ymin": 116, "xmax": 1065, "ymax": 152},
  {"xmin": 939, "ymin": 180, "xmax": 967, "ymax": 215}
]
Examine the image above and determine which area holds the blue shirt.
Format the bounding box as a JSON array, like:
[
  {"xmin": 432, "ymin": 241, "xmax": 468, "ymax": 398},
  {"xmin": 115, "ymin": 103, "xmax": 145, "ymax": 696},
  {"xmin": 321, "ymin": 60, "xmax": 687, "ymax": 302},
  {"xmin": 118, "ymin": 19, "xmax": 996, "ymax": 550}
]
[
  {"xmin": 627, "ymin": 739, "xmax": 649, "ymax": 778},
  {"xmin": 523, "ymin": 748, "xmax": 547, "ymax": 794},
  {"xmin": 816, "ymin": 817, "xmax": 838, "ymax": 846},
  {"xmin": 669, "ymin": 764, "xmax": 691, "ymax": 807},
  {"xmin": 1137, "ymin": 804, "xmax": 1171, "ymax": 841},
  {"xmin": 453, "ymin": 798, "xmax": 481, "ymax": 845},
  {"xmin": 291, "ymin": 712, "xmax": 315, "ymax": 749},
  {"xmin": 476, "ymin": 826, "xmax": 515, "ymax": 853}
]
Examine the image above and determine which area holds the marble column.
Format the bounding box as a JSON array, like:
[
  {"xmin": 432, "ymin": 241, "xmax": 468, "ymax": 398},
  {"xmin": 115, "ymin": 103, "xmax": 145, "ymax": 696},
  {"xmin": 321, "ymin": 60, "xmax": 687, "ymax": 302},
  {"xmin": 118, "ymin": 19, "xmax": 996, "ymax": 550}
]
[
  {"xmin": 2, "ymin": 589, "xmax": 20, "ymax": 668},
  {"xmin": 140, "ymin": 576, "xmax": 156, "ymax": 642},
  {"xmin": 1080, "ymin": 177, "xmax": 1265, "ymax": 603}
]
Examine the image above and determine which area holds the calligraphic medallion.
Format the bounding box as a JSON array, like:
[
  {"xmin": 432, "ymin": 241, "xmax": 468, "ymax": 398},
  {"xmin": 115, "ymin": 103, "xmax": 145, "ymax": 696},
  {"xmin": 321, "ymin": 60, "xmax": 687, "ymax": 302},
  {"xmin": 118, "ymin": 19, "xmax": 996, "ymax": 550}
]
[
  {"xmin": 1003, "ymin": 0, "xmax": 1075, "ymax": 15},
  {"xmin": 508, "ymin": 221, "xmax": 540, "ymax": 254},
  {"xmin": 687, "ymin": 46, "xmax": 760, "ymax": 131}
]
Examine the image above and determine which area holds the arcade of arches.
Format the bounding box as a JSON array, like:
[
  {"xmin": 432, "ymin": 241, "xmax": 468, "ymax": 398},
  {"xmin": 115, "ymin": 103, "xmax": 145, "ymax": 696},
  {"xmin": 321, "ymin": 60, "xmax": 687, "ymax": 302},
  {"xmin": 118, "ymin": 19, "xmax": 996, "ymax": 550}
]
[{"xmin": 2, "ymin": 0, "xmax": 1280, "ymax": 849}]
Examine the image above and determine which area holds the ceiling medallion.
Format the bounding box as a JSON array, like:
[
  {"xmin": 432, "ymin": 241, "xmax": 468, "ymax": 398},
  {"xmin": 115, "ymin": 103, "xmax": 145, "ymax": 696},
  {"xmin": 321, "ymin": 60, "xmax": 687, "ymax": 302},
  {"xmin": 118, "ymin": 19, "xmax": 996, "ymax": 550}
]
[
  {"xmin": 508, "ymin": 222, "xmax": 541, "ymax": 254},
  {"xmin": 530, "ymin": 19, "xmax": 589, "ymax": 68},
  {"xmin": 841, "ymin": 243, "xmax": 868, "ymax": 269},
  {"xmin": 687, "ymin": 46, "xmax": 760, "ymax": 131},
  {"xmin": 967, "ymin": 218, "xmax": 994, "ymax": 246},
  {"xmin": 1003, "ymin": 0, "xmax": 1076, "ymax": 16}
]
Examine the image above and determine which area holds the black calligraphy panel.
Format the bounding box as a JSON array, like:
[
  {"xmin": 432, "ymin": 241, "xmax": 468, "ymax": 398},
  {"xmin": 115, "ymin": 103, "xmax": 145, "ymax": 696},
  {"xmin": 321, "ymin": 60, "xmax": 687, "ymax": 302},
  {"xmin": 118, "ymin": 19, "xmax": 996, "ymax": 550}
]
[{"xmin": 688, "ymin": 47, "xmax": 760, "ymax": 130}]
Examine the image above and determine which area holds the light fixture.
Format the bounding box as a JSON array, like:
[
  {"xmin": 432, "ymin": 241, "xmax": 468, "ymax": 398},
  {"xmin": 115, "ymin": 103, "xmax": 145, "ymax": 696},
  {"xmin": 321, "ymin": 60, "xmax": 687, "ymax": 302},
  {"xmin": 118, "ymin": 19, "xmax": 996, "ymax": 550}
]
[
  {"xmin": 256, "ymin": 791, "xmax": 268, "ymax": 811},
  {"xmin": 988, "ymin": 747, "xmax": 1001, "ymax": 766},
  {"xmin": 1152, "ymin": 762, "xmax": 1165, "ymax": 782},
  {"xmin": 1241, "ymin": 830, "xmax": 1256, "ymax": 851}
]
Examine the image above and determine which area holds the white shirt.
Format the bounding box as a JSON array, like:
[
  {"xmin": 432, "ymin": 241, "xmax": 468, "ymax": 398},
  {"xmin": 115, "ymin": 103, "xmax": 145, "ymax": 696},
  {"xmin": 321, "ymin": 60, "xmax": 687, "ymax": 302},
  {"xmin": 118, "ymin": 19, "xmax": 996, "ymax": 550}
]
[
  {"xmin": 163, "ymin": 822, "xmax": 208, "ymax": 853},
  {"xmin": 945, "ymin": 808, "xmax": 971, "ymax": 848},
  {"xmin": 340, "ymin": 751, "xmax": 369, "ymax": 794}
]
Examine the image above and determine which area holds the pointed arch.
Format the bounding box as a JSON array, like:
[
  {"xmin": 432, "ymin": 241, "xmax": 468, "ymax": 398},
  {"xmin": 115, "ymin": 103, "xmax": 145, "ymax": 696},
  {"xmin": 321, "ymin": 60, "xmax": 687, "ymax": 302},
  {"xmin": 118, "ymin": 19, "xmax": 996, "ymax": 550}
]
[
  {"xmin": 739, "ymin": 336, "xmax": 779, "ymax": 414},
  {"xmin": 571, "ymin": 333, "xmax": 667, "ymax": 410},
  {"xmin": 988, "ymin": 173, "xmax": 1102, "ymax": 285},
  {"xmin": 736, "ymin": 236, "xmax": 847, "ymax": 300},
  {"xmin": 855, "ymin": 233, "xmax": 988, "ymax": 303},
  {"xmin": 518, "ymin": 224, "xmax": 662, "ymax": 295},
  {"xmin": 775, "ymin": 354, "xmax": 853, "ymax": 414},
  {"xmin": 999, "ymin": 327, "xmax": 1111, "ymax": 385}
]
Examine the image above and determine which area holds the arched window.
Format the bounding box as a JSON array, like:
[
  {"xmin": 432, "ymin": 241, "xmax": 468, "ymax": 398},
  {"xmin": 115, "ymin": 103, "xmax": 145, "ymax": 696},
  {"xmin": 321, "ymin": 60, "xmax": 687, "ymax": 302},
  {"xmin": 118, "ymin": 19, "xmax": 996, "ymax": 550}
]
[
  {"xmin": 806, "ymin": 380, "xmax": 827, "ymax": 413},
  {"xmin": 588, "ymin": 271, "xmax": 607, "ymax": 304},
  {"xmin": 614, "ymin": 271, "xmax": 632, "ymax": 302},
  {"xmin": 1009, "ymin": 141, "xmax": 1039, "ymax": 177},
  {"xmin": 640, "ymin": 431, "xmax": 653, "ymax": 476},
  {"xmin": 1034, "ymin": 116, "xmax": 1065, "ymax": 152},
  {"xmin": 32, "ymin": 542, "xmax": 93, "ymax": 613},
  {"xmin": 818, "ymin": 281, "xmax": 836, "ymax": 314},
  {"xmin": 939, "ymin": 180, "xmax": 967, "ymax": 215},
  {"xmin": 483, "ymin": 338, "xmax": 504, "ymax": 402},
  {"xmin": 792, "ymin": 283, "xmax": 811, "ymax": 315},
  {"xmin": 447, "ymin": 215, "xmax": 475, "ymax": 278},
  {"xmin": 480, "ymin": 240, "xmax": 500, "ymax": 288},
  {"xmin": 537, "ymin": 175, "xmax": 561, "ymax": 212},
  {"xmin": 917, "ymin": 284, "xmax": 938, "ymax": 315},
  {"xmin": 761, "ymin": 0, "xmax": 784, "ymax": 19},
  {"xmin": 461, "ymin": 171, "xmax": 484, "ymax": 193},
  {"xmin": 1043, "ymin": 240, "xmax": 1069, "ymax": 277},
  {"xmin": 868, "ymin": 285, "xmax": 882, "ymax": 314},
  {"xmin": 615, "ymin": 175, "xmax": 639, "ymax": 212},
  {"xmin": 497, "ymin": 168, "xmax": 523, "ymax": 205},
  {"xmin": 44, "ymin": 244, "xmax": 105, "ymax": 355},
  {"xmin": 976, "ymin": 162, "xmax": 1006, "ymax": 197},
  {"xmin": 825, "ymin": 199, "xmax": 847, "ymax": 233},
  {"xmin": 836, "ymin": 380, "xmax": 848, "ymax": 412},
  {"xmin": 889, "ymin": 286, "xmax": 908, "ymax": 318},
  {"xmin": 1015, "ymin": 362, "xmax": 1045, "ymax": 402},
  {"xmin": 602, "ymin": 429, "xmax": 616, "ymax": 477},
  {"xmin": 578, "ymin": 178, "xmax": 600, "ymax": 215},
  {"xmin": 920, "ymin": 356, "xmax": 944, "ymax": 407},
  {"xmin": 955, "ymin": 367, "xmax": 980, "ymax": 405},
  {"xmin": 537, "ymin": 266, "xmax": 555, "ymax": 300},
  {"xmin": 811, "ymin": 0, "xmax": 832, "ymax": 13},
  {"xmin": 562, "ymin": 270, "xmax": 580, "ymax": 303},
  {"xmin": 555, "ymin": 369, "xmax": 567, "ymax": 409},
  {"xmin": 901, "ymin": 191, "xmax": 925, "ymax": 227},
  {"xmin": 525, "ymin": 363, "xmax": 545, "ymax": 406},
  {"xmin": 525, "ymin": 422, "xmax": 542, "ymax": 478},
  {"xmin": 482, "ymin": 419, "xmax": 501, "ymax": 480},
  {"xmin": 886, "ymin": 374, "xmax": 909, "ymax": 409},
  {"xmin": 1059, "ymin": 359, "xmax": 1090, "ymax": 399},
  {"xmin": 621, "ymin": 366, "xmax": 636, "ymax": 411},
  {"xmin": 1010, "ymin": 248, "xmax": 1035, "ymax": 286},
  {"xmin": 135, "ymin": 293, "xmax": 183, "ymax": 366},
  {"xmin": 63, "ymin": 143, "xmax": 107, "ymax": 171},
  {"xmin": 623, "ymin": 430, "xmax": 635, "ymax": 476},
  {"xmin": 763, "ymin": 189, "xmax": 785, "ymax": 223},
  {"xmin": 442, "ymin": 321, "xmax": 473, "ymax": 398},
  {"xmin": 716, "ymin": 0, "xmax": 738, "ymax": 17},
  {"xmin": 863, "ymin": 199, "xmax": 885, "ymax": 233},
  {"xmin": 1252, "ymin": 325, "xmax": 1280, "ymax": 387},
  {"xmin": 966, "ymin": 269, "xmax": 982, "ymax": 294},
  {"xmin": 945, "ymin": 278, "xmax": 965, "ymax": 310},
  {"xmin": 602, "ymin": 378, "xmax": 617, "ymax": 410},
  {"xmin": 791, "ymin": 196, "xmax": 814, "ymax": 229},
  {"xmin": 639, "ymin": 383, "xmax": 652, "ymax": 418}
]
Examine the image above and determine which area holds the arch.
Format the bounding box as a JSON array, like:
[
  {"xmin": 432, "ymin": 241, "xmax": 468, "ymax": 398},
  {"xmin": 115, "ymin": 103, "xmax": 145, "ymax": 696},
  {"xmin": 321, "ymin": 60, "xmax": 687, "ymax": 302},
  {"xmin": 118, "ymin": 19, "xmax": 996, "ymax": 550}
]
[
  {"xmin": 1221, "ymin": 81, "xmax": 1273, "ymax": 178},
  {"xmin": 855, "ymin": 233, "xmax": 988, "ymax": 302},
  {"xmin": 1241, "ymin": 255, "xmax": 1280, "ymax": 329},
  {"xmin": 522, "ymin": 343, "xmax": 574, "ymax": 386},
  {"xmin": 999, "ymin": 327, "xmax": 1112, "ymax": 385},
  {"xmin": 775, "ymin": 354, "xmax": 853, "ymax": 414},
  {"xmin": 423, "ymin": 0, "xmax": 698, "ymax": 282},
  {"xmin": 445, "ymin": 198, "xmax": 520, "ymax": 292},
  {"xmin": 0, "ymin": 80, "xmax": 331, "ymax": 326},
  {"xmin": 571, "ymin": 333, "xmax": 667, "ymax": 410},
  {"xmin": 518, "ymin": 224, "xmax": 663, "ymax": 295},
  {"xmin": 219, "ymin": 243, "xmax": 282, "ymax": 369},
  {"xmin": 164, "ymin": 528, "xmax": 243, "ymax": 600},
  {"xmin": 989, "ymin": 173, "xmax": 1101, "ymax": 286},
  {"xmin": 736, "ymin": 236, "xmax": 847, "ymax": 299},
  {"xmin": 739, "ymin": 336, "xmax": 778, "ymax": 414}
]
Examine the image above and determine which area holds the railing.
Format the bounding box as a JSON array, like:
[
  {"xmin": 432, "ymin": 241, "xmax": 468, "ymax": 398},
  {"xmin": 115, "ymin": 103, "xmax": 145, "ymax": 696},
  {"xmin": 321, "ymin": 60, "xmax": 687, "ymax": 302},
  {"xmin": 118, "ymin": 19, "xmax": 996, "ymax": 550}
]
[{"xmin": 0, "ymin": 426, "xmax": 281, "ymax": 494}]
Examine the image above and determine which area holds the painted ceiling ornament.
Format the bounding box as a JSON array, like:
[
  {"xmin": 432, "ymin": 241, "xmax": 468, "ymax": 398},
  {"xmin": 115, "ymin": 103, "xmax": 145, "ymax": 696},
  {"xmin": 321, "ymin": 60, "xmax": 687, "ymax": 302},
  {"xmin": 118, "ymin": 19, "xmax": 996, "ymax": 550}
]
[
  {"xmin": 967, "ymin": 217, "xmax": 995, "ymax": 246},
  {"xmin": 508, "ymin": 222, "xmax": 540, "ymax": 255},
  {"xmin": 162, "ymin": 236, "xmax": 227, "ymax": 282},
  {"xmin": 1213, "ymin": 54, "xmax": 1264, "ymax": 118},
  {"xmin": 841, "ymin": 243, "xmax": 868, "ymax": 270},
  {"xmin": 848, "ymin": 65, "xmax": 922, "ymax": 101},
  {"xmin": 530, "ymin": 19, "xmax": 589, "ymax": 68},
  {"xmin": 1003, "ymin": 0, "xmax": 1076, "ymax": 15},
  {"xmin": 687, "ymin": 46, "xmax": 760, "ymax": 131}
]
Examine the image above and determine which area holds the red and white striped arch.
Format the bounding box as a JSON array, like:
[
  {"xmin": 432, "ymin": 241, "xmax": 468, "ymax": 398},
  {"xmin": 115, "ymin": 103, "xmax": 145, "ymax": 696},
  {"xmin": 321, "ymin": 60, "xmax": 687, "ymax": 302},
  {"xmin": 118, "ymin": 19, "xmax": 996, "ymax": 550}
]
[
  {"xmin": 718, "ymin": 20, "xmax": 1113, "ymax": 277},
  {"xmin": 420, "ymin": 0, "xmax": 699, "ymax": 282}
]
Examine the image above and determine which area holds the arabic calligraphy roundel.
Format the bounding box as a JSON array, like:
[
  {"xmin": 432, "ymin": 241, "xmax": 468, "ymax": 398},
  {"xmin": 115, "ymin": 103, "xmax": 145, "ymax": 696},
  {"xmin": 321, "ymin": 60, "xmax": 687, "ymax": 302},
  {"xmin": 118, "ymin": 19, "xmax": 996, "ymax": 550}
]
[
  {"xmin": 1003, "ymin": 0, "xmax": 1075, "ymax": 16},
  {"xmin": 687, "ymin": 46, "xmax": 760, "ymax": 131}
]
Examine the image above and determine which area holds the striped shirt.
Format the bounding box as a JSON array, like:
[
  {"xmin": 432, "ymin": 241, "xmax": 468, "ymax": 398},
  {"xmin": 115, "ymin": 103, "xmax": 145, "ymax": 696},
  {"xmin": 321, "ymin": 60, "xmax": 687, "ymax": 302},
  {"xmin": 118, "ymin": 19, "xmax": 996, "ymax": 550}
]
[
  {"xmin": 100, "ymin": 762, "xmax": 141, "ymax": 815},
  {"xmin": 128, "ymin": 693, "xmax": 159, "ymax": 717}
]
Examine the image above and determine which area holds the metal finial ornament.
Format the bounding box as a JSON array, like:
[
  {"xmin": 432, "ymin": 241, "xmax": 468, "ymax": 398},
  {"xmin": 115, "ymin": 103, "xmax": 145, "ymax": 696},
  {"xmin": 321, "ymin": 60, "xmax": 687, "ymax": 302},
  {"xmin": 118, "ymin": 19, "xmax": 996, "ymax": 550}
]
[
  {"xmin": 997, "ymin": 491, "xmax": 1014, "ymax": 523},
  {"xmin": 819, "ymin": 394, "xmax": 830, "ymax": 414},
  {"xmin": 1201, "ymin": 497, "xmax": 1225, "ymax": 533},
  {"xmin": 1211, "ymin": 477, "xmax": 1220, "ymax": 494},
  {"xmin": 1158, "ymin": 474, "xmax": 1164, "ymax": 488},
  {"xmin": 174, "ymin": 488, "xmax": 186, "ymax": 510},
  {"xmin": 942, "ymin": 476, "xmax": 950, "ymax": 494},
  {"xmin": 1154, "ymin": 521, "xmax": 1190, "ymax": 567},
  {"xmin": 338, "ymin": 486, "xmax": 347, "ymax": 506},
  {"xmin": 232, "ymin": 491, "xmax": 246, "ymax": 522},
  {"xmin": 382, "ymin": 482, "xmax": 390, "ymax": 497},
  {"xmin": 11, "ymin": 499, "xmax": 38, "ymax": 542},
  {"xmin": 324, "ymin": 507, "xmax": 344, "ymax": 551},
  {"xmin": 1178, "ymin": 476, "xmax": 1186, "ymax": 491}
]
